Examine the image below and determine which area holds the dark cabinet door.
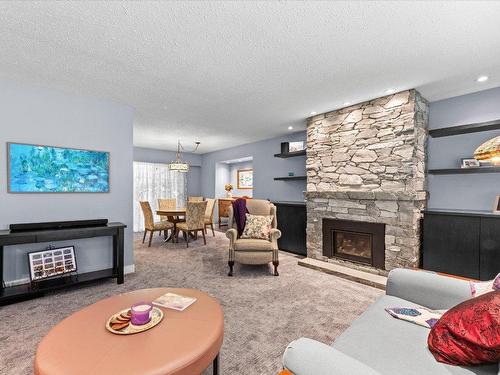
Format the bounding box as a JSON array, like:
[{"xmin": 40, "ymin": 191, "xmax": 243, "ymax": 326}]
[
  {"xmin": 423, "ymin": 214, "xmax": 480, "ymax": 279},
  {"xmin": 480, "ymin": 217, "xmax": 500, "ymax": 280},
  {"xmin": 275, "ymin": 203, "xmax": 306, "ymax": 256}
]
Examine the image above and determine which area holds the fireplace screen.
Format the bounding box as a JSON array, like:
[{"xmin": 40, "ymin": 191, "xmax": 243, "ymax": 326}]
[
  {"xmin": 334, "ymin": 230, "xmax": 372, "ymax": 260},
  {"xmin": 323, "ymin": 218, "xmax": 385, "ymax": 269}
]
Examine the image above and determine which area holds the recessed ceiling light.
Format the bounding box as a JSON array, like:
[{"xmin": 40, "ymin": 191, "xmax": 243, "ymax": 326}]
[
  {"xmin": 343, "ymin": 102, "xmax": 351, "ymax": 106},
  {"xmin": 288, "ymin": 126, "xmax": 293, "ymax": 130},
  {"xmin": 310, "ymin": 111, "xmax": 317, "ymax": 116},
  {"xmin": 385, "ymin": 88, "xmax": 396, "ymax": 94},
  {"xmin": 477, "ymin": 75, "xmax": 489, "ymax": 83}
]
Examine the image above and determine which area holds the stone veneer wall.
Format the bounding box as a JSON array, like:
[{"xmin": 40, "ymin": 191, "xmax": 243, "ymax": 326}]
[{"xmin": 306, "ymin": 90, "xmax": 428, "ymax": 270}]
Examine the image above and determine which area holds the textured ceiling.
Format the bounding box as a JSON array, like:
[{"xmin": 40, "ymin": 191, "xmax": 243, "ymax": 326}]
[{"xmin": 1, "ymin": 1, "xmax": 500, "ymax": 153}]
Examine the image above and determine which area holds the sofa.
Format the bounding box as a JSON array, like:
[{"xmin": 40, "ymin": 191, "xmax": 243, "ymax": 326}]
[
  {"xmin": 226, "ymin": 199, "xmax": 281, "ymax": 276},
  {"xmin": 282, "ymin": 269, "xmax": 499, "ymax": 375}
]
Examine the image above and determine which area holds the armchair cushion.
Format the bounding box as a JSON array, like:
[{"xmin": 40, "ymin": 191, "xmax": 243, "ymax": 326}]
[
  {"xmin": 241, "ymin": 214, "xmax": 273, "ymax": 240},
  {"xmin": 234, "ymin": 239, "xmax": 274, "ymax": 251}
]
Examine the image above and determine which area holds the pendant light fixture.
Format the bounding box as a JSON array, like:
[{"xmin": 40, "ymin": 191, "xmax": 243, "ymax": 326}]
[
  {"xmin": 474, "ymin": 135, "xmax": 500, "ymax": 165},
  {"xmin": 168, "ymin": 140, "xmax": 200, "ymax": 172}
]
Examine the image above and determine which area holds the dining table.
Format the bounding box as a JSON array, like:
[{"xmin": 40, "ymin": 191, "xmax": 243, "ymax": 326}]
[{"xmin": 156, "ymin": 208, "xmax": 186, "ymax": 242}]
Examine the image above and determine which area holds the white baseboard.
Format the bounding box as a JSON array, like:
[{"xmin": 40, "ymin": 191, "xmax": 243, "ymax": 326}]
[{"xmin": 4, "ymin": 264, "xmax": 136, "ymax": 288}]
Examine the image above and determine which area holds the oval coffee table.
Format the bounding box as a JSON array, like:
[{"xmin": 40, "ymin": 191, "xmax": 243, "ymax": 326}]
[{"xmin": 34, "ymin": 288, "xmax": 224, "ymax": 375}]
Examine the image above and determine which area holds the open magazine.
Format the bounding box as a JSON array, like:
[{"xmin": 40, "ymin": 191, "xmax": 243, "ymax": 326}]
[{"xmin": 152, "ymin": 292, "xmax": 197, "ymax": 311}]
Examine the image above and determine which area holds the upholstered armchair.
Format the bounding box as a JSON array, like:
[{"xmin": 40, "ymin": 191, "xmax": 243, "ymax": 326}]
[{"xmin": 226, "ymin": 199, "xmax": 281, "ymax": 276}]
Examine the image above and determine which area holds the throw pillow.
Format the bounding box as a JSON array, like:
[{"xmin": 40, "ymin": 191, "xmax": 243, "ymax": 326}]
[
  {"xmin": 241, "ymin": 214, "xmax": 273, "ymax": 240},
  {"xmin": 385, "ymin": 307, "xmax": 446, "ymax": 329},
  {"xmin": 428, "ymin": 290, "xmax": 500, "ymax": 366},
  {"xmin": 470, "ymin": 273, "xmax": 500, "ymax": 297}
]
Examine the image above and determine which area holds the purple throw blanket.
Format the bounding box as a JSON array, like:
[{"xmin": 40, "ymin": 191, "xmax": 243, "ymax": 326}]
[{"xmin": 232, "ymin": 198, "xmax": 249, "ymax": 237}]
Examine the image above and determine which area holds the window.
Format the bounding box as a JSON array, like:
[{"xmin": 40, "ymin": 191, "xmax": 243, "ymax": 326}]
[{"xmin": 133, "ymin": 162, "xmax": 187, "ymax": 232}]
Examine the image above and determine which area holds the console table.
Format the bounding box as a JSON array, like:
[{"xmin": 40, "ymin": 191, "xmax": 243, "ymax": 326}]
[{"xmin": 0, "ymin": 222, "xmax": 126, "ymax": 306}]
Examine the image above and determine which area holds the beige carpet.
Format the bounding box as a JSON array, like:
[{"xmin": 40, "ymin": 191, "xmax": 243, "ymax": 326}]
[{"xmin": 0, "ymin": 231, "xmax": 382, "ymax": 375}]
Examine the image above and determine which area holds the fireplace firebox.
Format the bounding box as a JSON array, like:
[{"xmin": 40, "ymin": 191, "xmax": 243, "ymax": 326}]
[{"xmin": 322, "ymin": 218, "xmax": 385, "ymax": 269}]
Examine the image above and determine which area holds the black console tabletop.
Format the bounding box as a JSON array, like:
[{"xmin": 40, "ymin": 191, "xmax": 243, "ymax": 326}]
[{"xmin": 0, "ymin": 222, "xmax": 126, "ymax": 306}]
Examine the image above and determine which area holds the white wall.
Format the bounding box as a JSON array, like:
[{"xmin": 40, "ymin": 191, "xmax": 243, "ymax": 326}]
[
  {"xmin": 0, "ymin": 80, "xmax": 134, "ymax": 283},
  {"xmin": 215, "ymin": 162, "xmax": 231, "ymax": 199}
]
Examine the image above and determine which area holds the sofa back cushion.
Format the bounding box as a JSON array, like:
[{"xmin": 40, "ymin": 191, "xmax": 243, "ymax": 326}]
[{"xmin": 386, "ymin": 269, "xmax": 472, "ymax": 310}]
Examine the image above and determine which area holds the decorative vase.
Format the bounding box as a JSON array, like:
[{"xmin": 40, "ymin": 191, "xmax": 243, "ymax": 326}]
[{"xmin": 226, "ymin": 191, "xmax": 232, "ymax": 198}]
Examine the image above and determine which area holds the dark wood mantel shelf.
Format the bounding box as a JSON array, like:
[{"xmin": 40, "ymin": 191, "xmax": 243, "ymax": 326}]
[
  {"xmin": 429, "ymin": 119, "xmax": 500, "ymax": 138},
  {"xmin": 428, "ymin": 166, "xmax": 500, "ymax": 175},
  {"xmin": 273, "ymin": 150, "xmax": 306, "ymax": 158},
  {"xmin": 273, "ymin": 176, "xmax": 307, "ymax": 181}
]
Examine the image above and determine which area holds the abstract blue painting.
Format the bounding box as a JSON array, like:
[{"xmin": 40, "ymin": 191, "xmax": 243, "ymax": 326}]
[{"xmin": 8, "ymin": 143, "xmax": 109, "ymax": 193}]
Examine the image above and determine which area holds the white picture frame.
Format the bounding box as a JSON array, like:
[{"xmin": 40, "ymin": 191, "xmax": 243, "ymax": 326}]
[
  {"xmin": 461, "ymin": 158, "xmax": 480, "ymax": 168},
  {"xmin": 288, "ymin": 141, "xmax": 304, "ymax": 152}
]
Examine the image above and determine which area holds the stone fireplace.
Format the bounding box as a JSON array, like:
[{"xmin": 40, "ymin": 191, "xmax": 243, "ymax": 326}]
[{"xmin": 306, "ymin": 90, "xmax": 428, "ymax": 272}]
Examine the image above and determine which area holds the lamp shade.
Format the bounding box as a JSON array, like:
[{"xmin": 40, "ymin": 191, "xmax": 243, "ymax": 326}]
[
  {"xmin": 474, "ymin": 135, "xmax": 500, "ymax": 164},
  {"xmin": 168, "ymin": 161, "xmax": 189, "ymax": 172}
]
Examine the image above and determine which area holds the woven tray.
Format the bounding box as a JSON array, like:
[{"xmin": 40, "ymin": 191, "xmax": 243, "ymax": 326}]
[{"xmin": 106, "ymin": 307, "xmax": 163, "ymax": 335}]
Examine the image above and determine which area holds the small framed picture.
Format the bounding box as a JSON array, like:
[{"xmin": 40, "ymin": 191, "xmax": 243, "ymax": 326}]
[
  {"xmin": 237, "ymin": 169, "xmax": 253, "ymax": 190},
  {"xmin": 461, "ymin": 158, "xmax": 480, "ymax": 168},
  {"xmin": 288, "ymin": 141, "xmax": 304, "ymax": 152},
  {"xmin": 494, "ymin": 196, "xmax": 500, "ymax": 214}
]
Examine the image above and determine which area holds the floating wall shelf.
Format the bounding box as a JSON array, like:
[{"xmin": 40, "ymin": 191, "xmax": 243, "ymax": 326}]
[
  {"xmin": 273, "ymin": 150, "xmax": 306, "ymax": 158},
  {"xmin": 273, "ymin": 176, "xmax": 307, "ymax": 181},
  {"xmin": 428, "ymin": 167, "xmax": 500, "ymax": 175},
  {"xmin": 429, "ymin": 119, "xmax": 500, "ymax": 138}
]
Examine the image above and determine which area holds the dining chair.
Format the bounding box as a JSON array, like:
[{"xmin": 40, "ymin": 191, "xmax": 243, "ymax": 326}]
[
  {"xmin": 204, "ymin": 198, "xmax": 216, "ymax": 236},
  {"xmin": 158, "ymin": 198, "xmax": 176, "ymax": 220},
  {"xmin": 140, "ymin": 201, "xmax": 174, "ymax": 247},
  {"xmin": 175, "ymin": 201, "xmax": 208, "ymax": 248},
  {"xmin": 188, "ymin": 196, "xmax": 204, "ymax": 202},
  {"xmin": 157, "ymin": 198, "xmax": 178, "ymax": 238}
]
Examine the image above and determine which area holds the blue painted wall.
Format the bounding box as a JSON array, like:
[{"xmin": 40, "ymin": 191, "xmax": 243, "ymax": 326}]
[
  {"xmin": 1, "ymin": 80, "xmax": 134, "ymax": 284},
  {"xmin": 201, "ymin": 132, "xmax": 307, "ymax": 202},
  {"xmin": 428, "ymin": 87, "xmax": 500, "ymax": 211}
]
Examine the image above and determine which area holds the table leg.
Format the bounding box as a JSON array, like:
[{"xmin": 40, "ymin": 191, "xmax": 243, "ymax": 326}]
[
  {"xmin": 113, "ymin": 228, "xmax": 125, "ymax": 284},
  {"xmin": 0, "ymin": 245, "xmax": 4, "ymax": 290},
  {"xmin": 213, "ymin": 354, "xmax": 219, "ymax": 375}
]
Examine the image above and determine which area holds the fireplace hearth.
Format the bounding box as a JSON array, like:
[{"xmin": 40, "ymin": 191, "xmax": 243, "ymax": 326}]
[{"xmin": 322, "ymin": 218, "xmax": 385, "ymax": 269}]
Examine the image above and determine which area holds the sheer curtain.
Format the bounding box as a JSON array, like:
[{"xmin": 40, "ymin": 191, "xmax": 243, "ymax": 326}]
[{"xmin": 133, "ymin": 162, "xmax": 187, "ymax": 232}]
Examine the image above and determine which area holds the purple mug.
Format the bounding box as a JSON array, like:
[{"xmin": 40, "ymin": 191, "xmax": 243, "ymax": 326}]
[{"xmin": 130, "ymin": 302, "xmax": 153, "ymax": 325}]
